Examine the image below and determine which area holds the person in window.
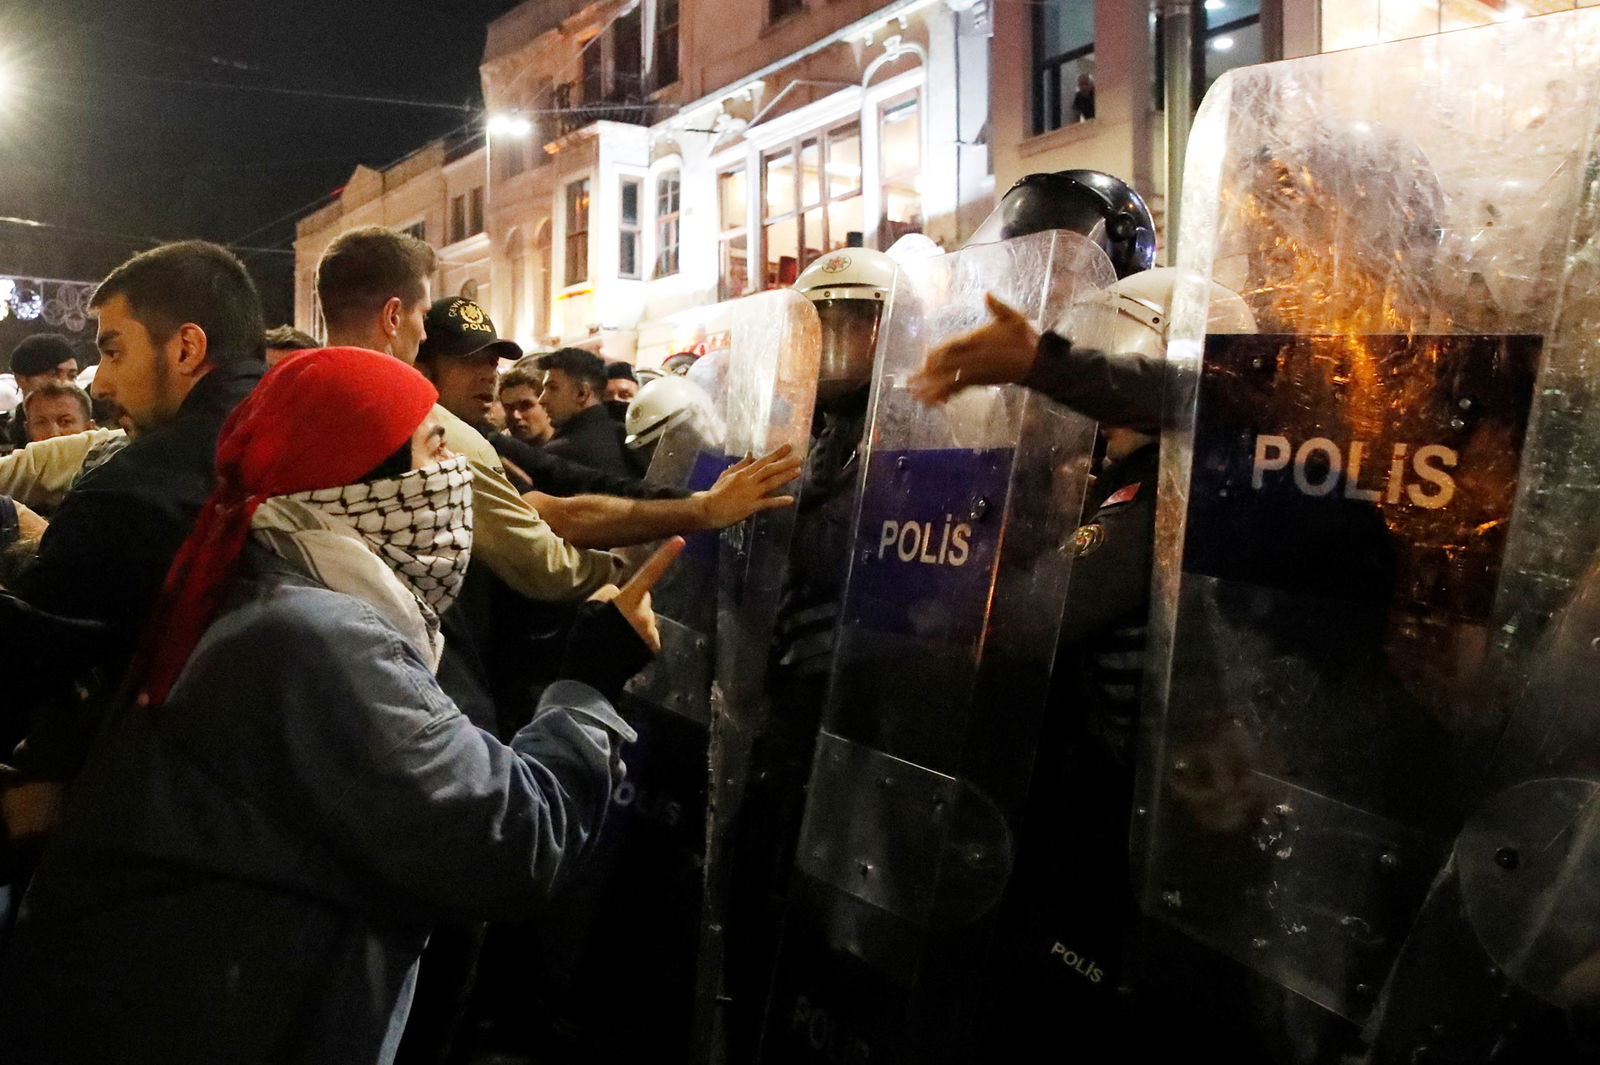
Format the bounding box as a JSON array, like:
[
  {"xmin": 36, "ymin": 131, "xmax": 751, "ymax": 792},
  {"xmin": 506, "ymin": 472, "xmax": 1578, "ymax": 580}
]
[{"xmin": 1074, "ymin": 73, "xmax": 1096, "ymax": 122}]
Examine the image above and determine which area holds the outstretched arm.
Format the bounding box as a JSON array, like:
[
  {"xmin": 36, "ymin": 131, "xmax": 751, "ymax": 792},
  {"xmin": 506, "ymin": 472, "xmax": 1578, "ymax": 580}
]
[
  {"xmin": 910, "ymin": 292, "xmax": 1164, "ymax": 432},
  {"xmin": 526, "ymin": 444, "xmax": 804, "ymax": 549}
]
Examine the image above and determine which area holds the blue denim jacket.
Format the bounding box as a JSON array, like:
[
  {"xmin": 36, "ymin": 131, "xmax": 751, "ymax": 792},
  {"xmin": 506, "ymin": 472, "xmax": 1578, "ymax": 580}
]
[{"xmin": 0, "ymin": 549, "xmax": 634, "ymax": 1064}]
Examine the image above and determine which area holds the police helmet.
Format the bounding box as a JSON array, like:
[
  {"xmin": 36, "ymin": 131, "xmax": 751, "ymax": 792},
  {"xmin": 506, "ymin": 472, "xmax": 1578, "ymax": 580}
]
[
  {"xmin": 624, "ymin": 373, "xmax": 720, "ymax": 449},
  {"xmin": 793, "ymin": 247, "xmax": 898, "ymax": 401},
  {"xmin": 970, "ymin": 170, "xmax": 1156, "ymax": 279},
  {"xmin": 1092, "ymin": 267, "xmax": 1257, "ymax": 360}
]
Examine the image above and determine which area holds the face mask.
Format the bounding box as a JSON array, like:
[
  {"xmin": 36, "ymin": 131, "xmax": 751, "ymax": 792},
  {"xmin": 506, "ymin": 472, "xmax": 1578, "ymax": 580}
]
[{"xmin": 301, "ymin": 454, "xmax": 474, "ymax": 616}]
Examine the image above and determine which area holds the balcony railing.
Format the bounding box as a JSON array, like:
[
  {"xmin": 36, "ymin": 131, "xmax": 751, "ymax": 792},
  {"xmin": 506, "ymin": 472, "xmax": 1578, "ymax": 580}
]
[{"xmin": 546, "ymin": 76, "xmax": 660, "ymax": 142}]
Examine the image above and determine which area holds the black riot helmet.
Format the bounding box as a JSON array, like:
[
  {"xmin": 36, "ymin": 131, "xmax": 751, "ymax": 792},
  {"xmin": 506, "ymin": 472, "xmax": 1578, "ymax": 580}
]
[{"xmin": 969, "ymin": 170, "xmax": 1156, "ymax": 279}]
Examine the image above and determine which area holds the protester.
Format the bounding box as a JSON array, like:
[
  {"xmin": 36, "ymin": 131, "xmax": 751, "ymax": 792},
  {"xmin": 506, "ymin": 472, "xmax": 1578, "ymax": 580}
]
[
  {"xmin": 604, "ymin": 361, "xmax": 638, "ymax": 423},
  {"xmin": 314, "ymin": 226, "xmax": 620, "ymax": 602},
  {"xmin": 539, "ymin": 347, "xmax": 645, "ymax": 480},
  {"xmin": 263, "ymin": 324, "xmax": 320, "ymax": 367},
  {"xmin": 0, "ymin": 345, "xmax": 680, "ymax": 1065},
  {"xmin": 0, "ymin": 424, "xmax": 127, "ymax": 515},
  {"xmin": 417, "ymin": 297, "xmax": 800, "ymax": 543},
  {"xmin": 4, "ymin": 335, "xmax": 81, "ymax": 449},
  {"xmin": 22, "ymin": 382, "xmax": 95, "ymax": 443},
  {"xmin": 2, "ymin": 241, "xmax": 265, "ymax": 796},
  {"xmin": 605, "ymin": 361, "xmax": 639, "ymax": 403},
  {"xmin": 498, "ymin": 365, "xmax": 553, "ymax": 445}
]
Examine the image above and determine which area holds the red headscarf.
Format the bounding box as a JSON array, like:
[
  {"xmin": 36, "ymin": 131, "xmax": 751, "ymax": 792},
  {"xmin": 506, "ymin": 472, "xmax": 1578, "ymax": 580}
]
[{"xmin": 130, "ymin": 346, "xmax": 439, "ymax": 706}]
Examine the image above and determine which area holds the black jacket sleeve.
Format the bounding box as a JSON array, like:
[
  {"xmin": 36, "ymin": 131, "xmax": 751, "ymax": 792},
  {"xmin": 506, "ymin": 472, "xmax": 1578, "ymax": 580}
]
[
  {"xmin": 1023, "ymin": 332, "xmax": 1166, "ymax": 434},
  {"xmin": 490, "ymin": 432, "xmax": 688, "ymax": 501}
]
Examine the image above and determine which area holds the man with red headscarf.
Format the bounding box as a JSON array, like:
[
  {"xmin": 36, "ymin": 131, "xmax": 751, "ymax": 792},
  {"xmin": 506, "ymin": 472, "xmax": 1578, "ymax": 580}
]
[{"xmin": 0, "ymin": 348, "xmax": 678, "ymax": 1065}]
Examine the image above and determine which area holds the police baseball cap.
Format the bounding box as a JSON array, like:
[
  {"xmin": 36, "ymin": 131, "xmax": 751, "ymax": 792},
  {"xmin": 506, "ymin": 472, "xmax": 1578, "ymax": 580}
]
[{"xmin": 417, "ymin": 297, "xmax": 522, "ymax": 362}]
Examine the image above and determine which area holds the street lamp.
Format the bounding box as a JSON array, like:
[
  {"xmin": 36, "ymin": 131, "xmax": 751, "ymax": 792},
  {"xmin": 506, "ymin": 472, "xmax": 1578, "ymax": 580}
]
[
  {"xmin": 487, "ymin": 113, "xmax": 533, "ymax": 137},
  {"xmin": 484, "ymin": 112, "xmax": 535, "ymax": 340}
]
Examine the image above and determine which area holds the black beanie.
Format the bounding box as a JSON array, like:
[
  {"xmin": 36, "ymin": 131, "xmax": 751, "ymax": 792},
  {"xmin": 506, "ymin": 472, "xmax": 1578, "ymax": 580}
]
[{"xmin": 10, "ymin": 334, "xmax": 77, "ymax": 377}]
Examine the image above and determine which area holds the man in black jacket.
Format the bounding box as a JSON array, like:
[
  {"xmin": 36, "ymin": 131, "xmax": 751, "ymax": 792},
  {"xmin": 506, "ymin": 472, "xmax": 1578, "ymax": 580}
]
[
  {"xmin": 3, "ymin": 241, "xmax": 264, "ymax": 791},
  {"xmin": 538, "ymin": 348, "xmax": 644, "ymax": 481}
]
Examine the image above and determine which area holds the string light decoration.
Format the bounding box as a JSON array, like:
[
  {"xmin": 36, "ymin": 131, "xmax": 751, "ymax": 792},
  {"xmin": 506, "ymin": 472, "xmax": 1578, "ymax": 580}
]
[{"xmin": 0, "ymin": 277, "xmax": 98, "ymax": 333}]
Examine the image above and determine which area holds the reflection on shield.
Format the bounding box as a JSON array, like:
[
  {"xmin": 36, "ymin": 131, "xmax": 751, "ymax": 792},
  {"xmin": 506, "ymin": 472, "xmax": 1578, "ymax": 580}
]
[{"xmin": 1137, "ymin": 9, "xmax": 1600, "ymax": 1060}]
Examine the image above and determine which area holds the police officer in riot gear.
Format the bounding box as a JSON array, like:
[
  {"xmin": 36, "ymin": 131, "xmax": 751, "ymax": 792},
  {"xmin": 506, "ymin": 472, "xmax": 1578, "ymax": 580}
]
[
  {"xmin": 913, "ymin": 169, "xmax": 1256, "ymax": 1058},
  {"xmin": 710, "ymin": 246, "xmax": 898, "ymax": 1061},
  {"xmin": 968, "ymin": 169, "xmax": 1158, "ymax": 280}
]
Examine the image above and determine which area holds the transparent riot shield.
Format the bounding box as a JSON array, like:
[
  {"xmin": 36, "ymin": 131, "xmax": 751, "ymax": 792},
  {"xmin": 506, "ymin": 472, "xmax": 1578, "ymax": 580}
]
[
  {"xmin": 548, "ymin": 291, "xmax": 818, "ymax": 1064},
  {"xmin": 756, "ymin": 231, "xmax": 1116, "ymax": 1063},
  {"xmin": 1137, "ymin": 10, "xmax": 1600, "ymax": 1059}
]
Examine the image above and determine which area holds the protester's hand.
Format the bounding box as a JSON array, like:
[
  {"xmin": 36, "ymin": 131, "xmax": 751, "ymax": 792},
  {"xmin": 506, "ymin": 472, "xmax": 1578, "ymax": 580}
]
[
  {"xmin": 611, "ymin": 536, "xmax": 684, "ymax": 654},
  {"xmin": 909, "ymin": 293, "xmax": 1041, "ymax": 405},
  {"xmin": 13, "ymin": 501, "xmax": 46, "ymax": 542},
  {"xmin": 695, "ymin": 445, "xmax": 804, "ymax": 530}
]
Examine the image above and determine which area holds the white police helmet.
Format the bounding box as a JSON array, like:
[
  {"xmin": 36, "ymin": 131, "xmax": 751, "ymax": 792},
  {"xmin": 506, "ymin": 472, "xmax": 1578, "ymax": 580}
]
[
  {"xmin": 793, "ymin": 247, "xmax": 899, "ymax": 401},
  {"xmin": 624, "ymin": 374, "xmax": 721, "ymax": 449}
]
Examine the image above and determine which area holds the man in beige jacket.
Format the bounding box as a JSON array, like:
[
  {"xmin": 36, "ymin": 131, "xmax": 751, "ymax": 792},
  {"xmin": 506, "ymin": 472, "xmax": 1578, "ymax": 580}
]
[{"xmin": 316, "ymin": 227, "xmax": 620, "ymax": 602}]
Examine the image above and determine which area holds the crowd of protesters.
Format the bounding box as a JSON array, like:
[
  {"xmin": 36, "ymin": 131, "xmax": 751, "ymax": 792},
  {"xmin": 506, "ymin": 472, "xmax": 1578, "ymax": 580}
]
[{"xmin": 0, "ymin": 227, "xmax": 799, "ymax": 1065}]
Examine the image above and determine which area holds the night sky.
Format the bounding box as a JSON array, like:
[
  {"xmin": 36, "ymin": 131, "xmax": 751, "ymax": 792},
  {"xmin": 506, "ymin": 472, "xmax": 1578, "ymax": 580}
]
[{"xmin": 1, "ymin": 0, "xmax": 526, "ymax": 325}]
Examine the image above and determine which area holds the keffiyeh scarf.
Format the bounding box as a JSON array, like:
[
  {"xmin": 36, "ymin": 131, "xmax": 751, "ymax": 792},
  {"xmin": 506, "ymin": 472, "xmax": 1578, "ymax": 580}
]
[{"xmin": 251, "ymin": 455, "xmax": 473, "ymax": 670}]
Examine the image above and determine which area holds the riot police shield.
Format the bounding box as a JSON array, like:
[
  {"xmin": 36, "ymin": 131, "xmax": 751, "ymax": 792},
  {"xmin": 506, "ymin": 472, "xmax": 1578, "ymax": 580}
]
[
  {"xmin": 1136, "ymin": 10, "xmax": 1600, "ymax": 1060},
  {"xmin": 541, "ymin": 291, "xmax": 819, "ymax": 1064},
  {"xmin": 756, "ymin": 231, "xmax": 1117, "ymax": 1063}
]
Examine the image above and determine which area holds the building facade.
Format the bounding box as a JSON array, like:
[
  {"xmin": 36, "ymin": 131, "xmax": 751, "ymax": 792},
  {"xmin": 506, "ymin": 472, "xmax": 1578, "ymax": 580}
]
[
  {"xmin": 293, "ymin": 131, "xmax": 490, "ymax": 341},
  {"xmin": 295, "ymin": 0, "xmax": 1587, "ymax": 363}
]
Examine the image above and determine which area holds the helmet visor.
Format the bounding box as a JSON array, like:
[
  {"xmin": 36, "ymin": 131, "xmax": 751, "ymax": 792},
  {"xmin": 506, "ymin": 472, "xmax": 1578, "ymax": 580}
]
[
  {"xmin": 814, "ymin": 298, "xmax": 884, "ymax": 399},
  {"xmin": 967, "ymin": 197, "xmax": 1110, "ymax": 249}
]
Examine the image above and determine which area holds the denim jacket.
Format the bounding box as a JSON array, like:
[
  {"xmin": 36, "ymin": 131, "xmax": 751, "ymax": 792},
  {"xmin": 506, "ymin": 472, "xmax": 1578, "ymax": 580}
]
[{"xmin": 0, "ymin": 549, "xmax": 633, "ymax": 1064}]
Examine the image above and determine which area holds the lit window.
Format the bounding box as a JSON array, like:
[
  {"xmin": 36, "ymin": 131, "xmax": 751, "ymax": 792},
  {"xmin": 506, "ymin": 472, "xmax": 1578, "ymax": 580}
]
[
  {"xmin": 565, "ymin": 179, "xmax": 590, "ymax": 285},
  {"xmin": 1033, "ymin": 0, "xmax": 1095, "ymax": 135},
  {"xmin": 759, "ymin": 122, "xmax": 863, "ymax": 289},
  {"xmin": 1201, "ymin": 0, "xmax": 1261, "ymax": 93},
  {"xmin": 655, "ymin": 171, "xmax": 681, "ymax": 278},
  {"xmin": 620, "ymin": 177, "xmax": 643, "ymax": 280},
  {"xmin": 719, "ymin": 166, "xmax": 748, "ymax": 300},
  {"xmin": 878, "ymin": 94, "xmax": 922, "ymax": 247}
]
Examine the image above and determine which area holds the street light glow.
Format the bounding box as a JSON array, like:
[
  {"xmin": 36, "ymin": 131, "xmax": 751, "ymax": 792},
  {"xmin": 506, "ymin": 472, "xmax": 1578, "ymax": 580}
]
[{"xmin": 487, "ymin": 113, "xmax": 533, "ymax": 137}]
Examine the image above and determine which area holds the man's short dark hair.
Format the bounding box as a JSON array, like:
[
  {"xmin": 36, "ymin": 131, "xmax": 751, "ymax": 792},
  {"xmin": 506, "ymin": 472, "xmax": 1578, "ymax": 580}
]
[
  {"xmin": 91, "ymin": 241, "xmax": 265, "ymax": 366},
  {"xmin": 264, "ymin": 325, "xmax": 319, "ymax": 351},
  {"xmin": 27, "ymin": 379, "xmax": 93, "ymax": 422},
  {"xmin": 499, "ymin": 368, "xmax": 541, "ymax": 394},
  {"xmin": 540, "ymin": 348, "xmax": 606, "ymax": 394},
  {"xmin": 316, "ymin": 227, "xmax": 436, "ymax": 328},
  {"xmin": 605, "ymin": 360, "xmax": 637, "ymax": 383}
]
